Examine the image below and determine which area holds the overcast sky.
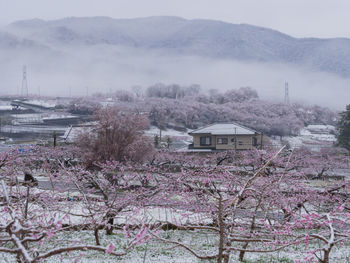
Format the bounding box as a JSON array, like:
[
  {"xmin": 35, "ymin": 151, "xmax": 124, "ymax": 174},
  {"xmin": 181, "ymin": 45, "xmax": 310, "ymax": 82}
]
[{"xmin": 0, "ymin": 0, "xmax": 349, "ymax": 38}]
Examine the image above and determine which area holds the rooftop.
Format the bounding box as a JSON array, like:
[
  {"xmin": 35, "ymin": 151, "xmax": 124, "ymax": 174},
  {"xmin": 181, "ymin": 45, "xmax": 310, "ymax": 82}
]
[{"xmin": 189, "ymin": 123, "xmax": 257, "ymax": 135}]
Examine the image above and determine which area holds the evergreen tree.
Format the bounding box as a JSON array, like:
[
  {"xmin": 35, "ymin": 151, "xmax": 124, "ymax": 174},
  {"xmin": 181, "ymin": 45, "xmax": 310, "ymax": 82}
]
[{"xmin": 337, "ymin": 104, "xmax": 350, "ymax": 151}]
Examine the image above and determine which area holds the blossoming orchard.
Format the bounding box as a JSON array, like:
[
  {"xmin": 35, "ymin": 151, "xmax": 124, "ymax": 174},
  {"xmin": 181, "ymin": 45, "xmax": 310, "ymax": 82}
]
[{"xmin": 1, "ymin": 107, "xmax": 350, "ymax": 263}]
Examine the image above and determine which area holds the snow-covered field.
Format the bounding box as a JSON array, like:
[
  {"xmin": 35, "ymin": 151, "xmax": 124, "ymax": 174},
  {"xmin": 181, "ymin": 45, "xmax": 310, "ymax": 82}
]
[
  {"xmin": 1, "ymin": 229, "xmax": 350, "ymax": 262},
  {"xmin": 145, "ymin": 126, "xmax": 191, "ymax": 140},
  {"xmin": 271, "ymin": 125, "xmax": 336, "ymax": 150},
  {"xmin": 24, "ymin": 99, "xmax": 57, "ymax": 108},
  {"xmin": 0, "ymin": 105, "xmax": 13, "ymax": 111},
  {"xmin": 145, "ymin": 126, "xmax": 192, "ymax": 150},
  {"xmin": 3, "ymin": 177, "xmax": 350, "ymax": 263}
]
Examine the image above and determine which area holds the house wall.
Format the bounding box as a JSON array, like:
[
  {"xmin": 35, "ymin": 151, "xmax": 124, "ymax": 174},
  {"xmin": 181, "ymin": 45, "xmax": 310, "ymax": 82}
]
[
  {"xmin": 192, "ymin": 134, "xmax": 262, "ymax": 150},
  {"xmin": 193, "ymin": 133, "xmax": 216, "ymax": 149}
]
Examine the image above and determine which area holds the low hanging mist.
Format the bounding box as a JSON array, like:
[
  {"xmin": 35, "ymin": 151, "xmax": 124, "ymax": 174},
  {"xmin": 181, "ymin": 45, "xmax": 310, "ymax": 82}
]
[{"xmin": 1, "ymin": 16, "xmax": 349, "ymax": 110}]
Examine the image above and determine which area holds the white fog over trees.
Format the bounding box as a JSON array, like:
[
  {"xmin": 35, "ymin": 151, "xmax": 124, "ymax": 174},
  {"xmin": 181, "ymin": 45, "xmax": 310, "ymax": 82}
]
[{"xmin": 0, "ymin": 16, "xmax": 350, "ymax": 109}]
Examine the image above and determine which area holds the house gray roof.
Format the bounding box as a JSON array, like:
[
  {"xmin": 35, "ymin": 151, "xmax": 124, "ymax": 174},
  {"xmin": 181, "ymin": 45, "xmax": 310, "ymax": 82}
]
[{"xmin": 189, "ymin": 123, "xmax": 257, "ymax": 135}]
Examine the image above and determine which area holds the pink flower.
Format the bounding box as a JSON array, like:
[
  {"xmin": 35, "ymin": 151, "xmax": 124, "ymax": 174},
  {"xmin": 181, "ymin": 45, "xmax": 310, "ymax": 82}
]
[
  {"xmin": 106, "ymin": 244, "xmax": 115, "ymax": 254},
  {"xmin": 338, "ymin": 205, "xmax": 345, "ymax": 212},
  {"xmin": 46, "ymin": 231, "xmax": 54, "ymax": 239},
  {"xmin": 56, "ymin": 220, "xmax": 62, "ymax": 230},
  {"xmin": 135, "ymin": 227, "xmax": 148, "ymax": 245}
]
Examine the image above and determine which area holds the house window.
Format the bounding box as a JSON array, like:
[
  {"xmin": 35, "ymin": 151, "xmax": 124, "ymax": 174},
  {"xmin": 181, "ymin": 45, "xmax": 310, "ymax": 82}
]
[
  {"xmin": 252, "ymin": 137, "xmax": 258, "ymax": 146},
  {"xmin": 200, "ymin": 136, "xmax": 211, "ymax": 146},
  {"xmin": 217, "ymin": 138, "xmax": 228, "ymax": 144},
  {"xmin": 231, "ymin": 138, "xmax": 235, "ymax": 142},
  {"xmin": 238, "ymin": 141, "xmax": 243, "ymax": 146}
]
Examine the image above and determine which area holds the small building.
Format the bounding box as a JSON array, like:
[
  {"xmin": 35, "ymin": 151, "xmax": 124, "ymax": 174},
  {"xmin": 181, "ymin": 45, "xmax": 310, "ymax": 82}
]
[{"xmin": 188, "ymin": 123, "xmax": 262, "ymax": 151}]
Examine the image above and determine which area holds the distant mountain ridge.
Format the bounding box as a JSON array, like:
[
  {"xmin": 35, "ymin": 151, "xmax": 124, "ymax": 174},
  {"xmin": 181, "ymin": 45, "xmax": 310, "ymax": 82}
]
[{"xmin": 2, "ymin": 16, "xmax": 350, "ymax": 77}]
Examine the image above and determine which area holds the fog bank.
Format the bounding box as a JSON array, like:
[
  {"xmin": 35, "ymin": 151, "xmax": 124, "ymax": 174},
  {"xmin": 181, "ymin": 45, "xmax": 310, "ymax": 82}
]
[{"xmin": 0, "ymin": 45, "xmax": 348, "ymax": 110}]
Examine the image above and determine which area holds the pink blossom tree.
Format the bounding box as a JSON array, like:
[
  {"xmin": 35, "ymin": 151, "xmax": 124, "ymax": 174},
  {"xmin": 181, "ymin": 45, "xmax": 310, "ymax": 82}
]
[
  {"xmin": 0, "ymin": 146, "xmax": 152, "ymax": 262},
  {"xmin": 147, "ymin": 147, "xmax": 350, "ymax": 262},
  {"xmin": 76, "ymin": 106, "xmax": 154, "ymax": 167}
]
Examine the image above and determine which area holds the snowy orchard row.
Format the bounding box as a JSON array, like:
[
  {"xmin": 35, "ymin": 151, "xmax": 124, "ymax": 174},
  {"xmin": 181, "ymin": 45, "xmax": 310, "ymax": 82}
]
[{"xmin": 1, "ymin": 145, "xmax": 350, "ymax": 263}]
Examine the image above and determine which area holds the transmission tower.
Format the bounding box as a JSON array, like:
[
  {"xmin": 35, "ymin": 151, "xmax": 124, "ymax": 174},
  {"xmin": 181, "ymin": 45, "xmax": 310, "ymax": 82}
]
[
  {"xmin": 284, "ymin": 81, "xmax": 290, "ymax": 105},
  {"xmin": 21, "ymin": 65, "xmax": 28, "ymax": 98}
]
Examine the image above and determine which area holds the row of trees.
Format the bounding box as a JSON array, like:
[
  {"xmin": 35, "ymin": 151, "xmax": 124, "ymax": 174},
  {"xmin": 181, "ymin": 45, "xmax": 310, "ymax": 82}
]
[
  {"xmin": 1, "ymin": 106, "xmax": 350, "ymax": 262},
  {"xmin": 79, "ymin": 84, "xmax": 336, "ymax": 137},
  {"xmin": 146, "ymin": 98, "xmax": 335, "ymax": 135},
  {"xmin": 1, "ymin": 143, "xmax": 350, "ymax": 262},
  {"xmin": 145, "ymin": 83, "xmax": 259, "ymax": 103},
  {"xmin": 67, "ymin": 93, "xmax": 348, "ymax": 150}
]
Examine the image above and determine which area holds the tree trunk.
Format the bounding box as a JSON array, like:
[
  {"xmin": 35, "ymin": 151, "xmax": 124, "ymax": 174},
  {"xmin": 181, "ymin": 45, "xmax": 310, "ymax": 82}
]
[
  {"xmin": 239, "ymin": 243, "xmax": 249, "ymax": 261},
  {"xmin": 223, "ymin": 241, "xmax": 231, "ymax": 263},
  {"xmin": 106, "ymin": 217, "xmax": 114, "ymax": 235},
  {"xmin": 24, "ymin": 186, "xmax": 30, "ymax": 220},
  {"xmin": 217, "ymin": 197, "xmax": 225, "ymax": 263},
  {"xmin": 239, "ymin": 200, "xmax": 259, "ymax": 262},
  {"xmin": 94, "ymin": 228, "xmax": 100, "ymax": 245},
  {"xmin": 322, "ymin": 249, "xmax": 330, "ymax": 263}
]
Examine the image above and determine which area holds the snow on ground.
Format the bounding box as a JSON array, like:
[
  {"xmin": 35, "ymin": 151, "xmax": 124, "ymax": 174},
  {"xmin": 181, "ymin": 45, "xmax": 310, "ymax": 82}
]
[
  {"xmin": 145, "ymin": 126, "xmax": 192, "ymax": 151},
  {"xmin": 11, "ymin": 113, "xmax": 78, "ymax": 124},
  {"xmin": 62, "ymin": 125, "xmax": 191, "ymax": 144},
  {"xmin": 24, "ymin": 99, "xmax": 57, "ymax": 108},
  {"xmin": 0, "ymin": 105, "xmax": 13, "ymax": 111},
  {"xmin": 60, "ymin": 123, "xmax": 96, "ymax": 142},
  {"xmin": 42, "ymin": 113, "xmax": 78, "ymax": 120},
  {"xmin": 1, "ymin": 229, "xmax": 350, "ymax": 262},
  {"xmin": 26, "ymin": 199, "xmax": 212, "ymax": 226},
  {"xmin": 1, "ymin": 125, "xmax": 67, "ymax": 134},
  {"xmin": 299, "ymin": 125, "xmax": 336, "ymax": 142},
  {"xmin": 145, "ymin": 126, "xmax": 191, "ymax": 140},
  {"xmin": 270, "ymin": 124, "xmax": 336, "ymax": 150}
]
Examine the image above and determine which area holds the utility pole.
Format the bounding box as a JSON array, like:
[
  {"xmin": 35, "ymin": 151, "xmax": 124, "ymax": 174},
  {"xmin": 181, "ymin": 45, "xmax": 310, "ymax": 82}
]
[
  {"xmin": 53, "ymin": 130, "xmax": 57, "ymax": 147},
  {"xmin": 284, "ymin": 81, "xmax": 290, "ymax": 105},
  {"xmin": 21, "ymin": 65, "xmax": 28, "ymax": 98},
  {"xmin": 234, "ymin": 128, "xmax": 237, "ymax": 151}
]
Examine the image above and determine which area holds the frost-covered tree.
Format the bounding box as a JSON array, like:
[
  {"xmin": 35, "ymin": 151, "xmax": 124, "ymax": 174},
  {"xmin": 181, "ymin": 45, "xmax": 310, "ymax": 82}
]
[
  {"xmin": 68, "ymin": 98, "xmax": 101, "ymax": 115},
  {"xmin": 76, "ymin": 106, "xmax": 154, "ymax": 167}
]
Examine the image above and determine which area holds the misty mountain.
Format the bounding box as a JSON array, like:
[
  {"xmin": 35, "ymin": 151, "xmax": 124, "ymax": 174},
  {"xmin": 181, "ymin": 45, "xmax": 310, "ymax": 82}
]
[
  {"xmin": 0, "ymin": 30, "xmax": 47, "ymax": 50},
  {"xmin": 4, "ymin": 16, "xmax": 350, "ymax": 77},
  {"xmin": 1, "ymin": 16, "xmax": 350, "ymax": 110}
]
